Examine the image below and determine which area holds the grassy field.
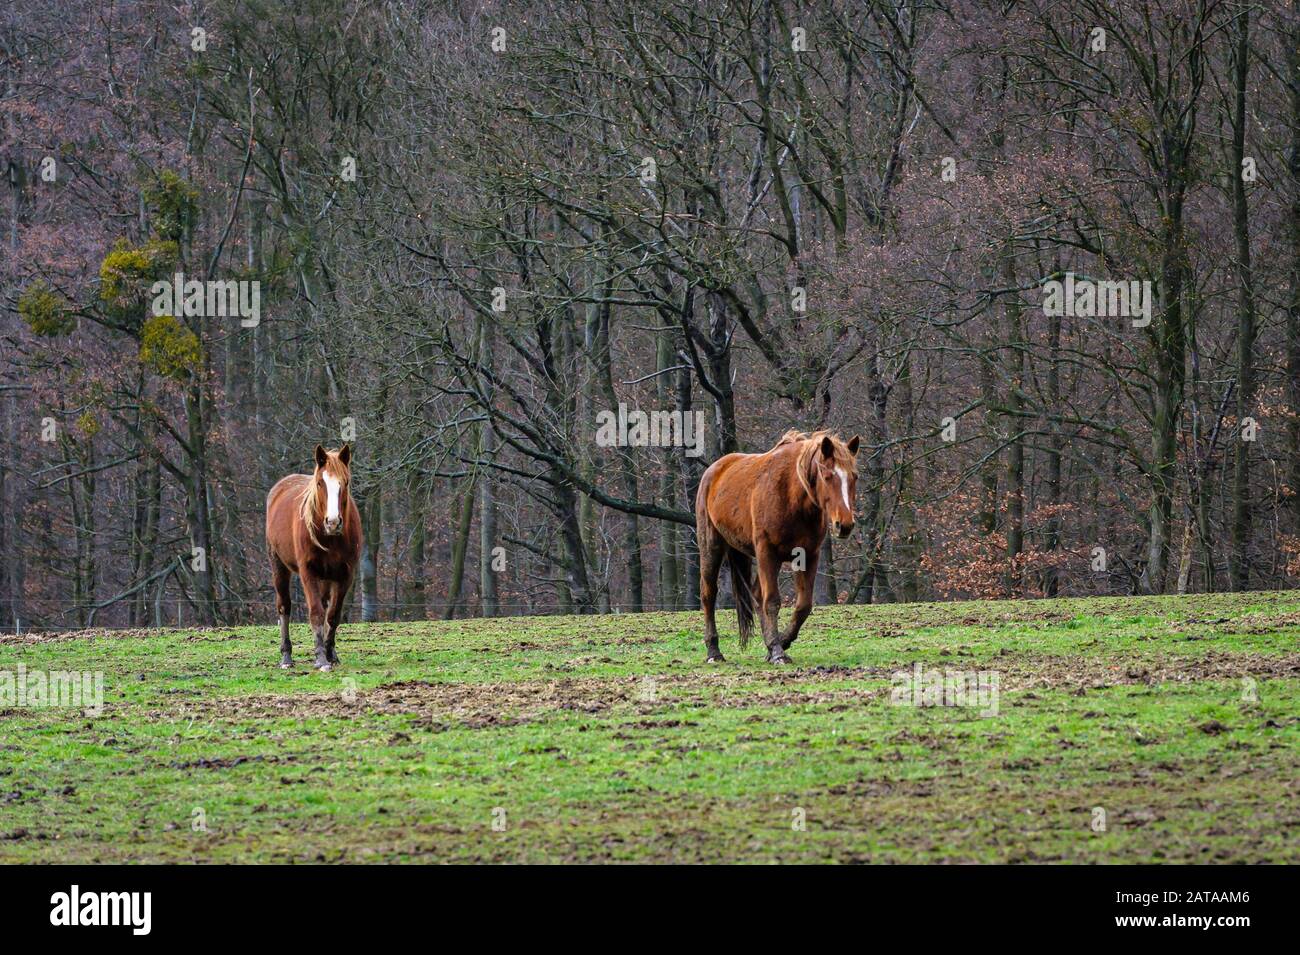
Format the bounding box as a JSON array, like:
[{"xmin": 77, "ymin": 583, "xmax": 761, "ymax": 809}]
[{"xmin": 1, "ymin": 591, "xmax": 1298, "ymax": 863}]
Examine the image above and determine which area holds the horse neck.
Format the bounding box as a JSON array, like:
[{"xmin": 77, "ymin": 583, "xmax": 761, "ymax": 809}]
[{"xmin": 787, "ymin": 446, "xmax": 823, "ymax": 518}]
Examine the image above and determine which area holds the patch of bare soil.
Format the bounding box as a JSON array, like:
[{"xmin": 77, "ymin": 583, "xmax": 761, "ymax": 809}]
[
  {"xmin": 0, "ymin": 628, "xmax": 161, "ymax": 645},
  {"xmin": 0, "ymin": 626, "xmax": 247, "ymax": 646},
  {"xmin": 168, "ymin": 668, "xmax": 891, "ymax": 728},
  {"xmin": 1209, "ymin": 610, "xmax": 1300, "ymax": 634},
  {"xmin": 169, "ymin": 755, "xmax": 277, "ymax": 770},
  {"xmin": 990, "ymin": 650, "xmax": 1300, "ymax": 692},
  {"xmin": 159, "ymin": 650, "xmax": 1300, "ymax": 729}
]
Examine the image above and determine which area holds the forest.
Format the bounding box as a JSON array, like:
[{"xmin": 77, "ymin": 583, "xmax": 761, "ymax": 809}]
[{"xmin": 2, "ymin": 0, "xmax": 1299, "ymax": 629}]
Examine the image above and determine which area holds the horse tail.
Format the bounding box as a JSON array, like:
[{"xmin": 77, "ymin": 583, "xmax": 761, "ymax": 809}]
[{"xmin": 726, "ymin": 547, "xmax": 755, "ymax": 649}]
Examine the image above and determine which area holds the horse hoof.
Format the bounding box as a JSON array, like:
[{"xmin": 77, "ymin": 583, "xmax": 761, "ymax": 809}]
[
  {"xmin": 316, "ymin": 662, "xmax": 332, "ymax": 672},
  {"xmin": 769, "ymin": 655, "xmax": 791, "ymax": 665},
  {"xmin": 706, "ymin": 654, "xmax": 726, "ymax": 664},
  {"xmin": 279, "ymin": 661, "xmax": 294, "ymax": 669}
]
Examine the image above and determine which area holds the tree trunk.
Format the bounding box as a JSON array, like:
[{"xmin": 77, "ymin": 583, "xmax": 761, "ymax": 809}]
[
  {"xmin": 403, "ymin": 477, "xmax": 427, "ymax": 620},
  {"xmin": 852, "ymin": 349, "xmax": 889, "ymax": 603},
  {"xmin": 707, "ymin": 292, "xmax": 739, "ymax": 456},
  {"xmin": 1139, "ymin": 183, "xmax": 1191, "ymax": 594},
  {"xmin": 678, "ymin": 357, "xmax": 702, "ymax": 609},
  {"xmin": 655, "ymin": 327, "xmax": 679, "ymax": 611},
  {"xmin": 0, "ymin": 393, "xmax": 9, "ymax": 629},
  {"xmin": 896, "ymin": 347, "xmax": 919, "ymax": 601},
  {"xmin": 590, "ymin": 261, "xmax": 643, "ymax": 613},
  {"xmin": 443, "ymin": 480, "xmax": 475, "ymax": 620},
  {"xmin": 130, "ymin": 419, "xmax": 161, "ymax": 626},
  {"xmin": 815, "ymin": 538, "xmax": 835, "ymax": 604},
  {"xmin": 1228, "ymin": 5, "xmax": 1255, "ymax": 591},
  {"xmin": 479, "ymin": 455, "xmax": 499, "ymax": 618},
  {"xmin": 475, "ymin": 315, "xmax": 500, "ymax": 618},
  {"xmin": 1043, "ymin": 308, "xmax": 1062, "ymax": 596},
  {"xmin": 1002, "ymin": 250, "xmax": 1025, "ymax": 594},
  {"xmin": 3, "ymin": 394, "xmax": 24, "ymax": 630},
  {"xmin": 1289, "ymin": 8, "xmax": 1300, "ymax": 543},
  {"xmin": 360, "ymin": 485, "xmax": 382, "ymax": 622},
  {"xmin": 185, "ymin": 380, "xmax": 216, "ymax": 623},
  {"xmin": 1136, "ymin": 45, "xmax": 1200, "ymax": 596},
  {"xmin": 555, "ymin": 480, "xmax": 595, "ymax": 612},
  {"xmin": 976, "ymin": 340, "xmax": 1000, "ymax": 540}
]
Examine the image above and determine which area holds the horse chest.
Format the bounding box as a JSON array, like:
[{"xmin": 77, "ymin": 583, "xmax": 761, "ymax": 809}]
[
  {"xmin": 302, "ymin": 548, "xmax": 353, "ymax": 581},
  {"xmin": 760, "ymin": 506, "xmax": 826, "ymax": 553}
]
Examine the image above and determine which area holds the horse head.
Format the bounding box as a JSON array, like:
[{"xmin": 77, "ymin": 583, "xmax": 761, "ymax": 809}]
[
  {"xmin": 308, "ymin": 443, "xmax": 353, "ymax": 538},
  {"xmin": 809, "ymin": 433, "xmax": 860, "ymax": 538}
]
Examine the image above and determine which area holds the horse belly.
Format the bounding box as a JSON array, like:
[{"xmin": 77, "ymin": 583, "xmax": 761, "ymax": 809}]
[
  {"xmin": 717, "ymin": 526, "xmax": 754, "ymax": 556},
  {"xmin": 707, "ymin": 495, "xmax": 755, "ymax": 555}
]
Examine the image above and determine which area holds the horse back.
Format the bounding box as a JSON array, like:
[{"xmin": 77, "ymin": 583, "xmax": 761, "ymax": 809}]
[
  {"xmin": 698, "ymin": 451, "xmax": 771, "ymax": 547},
  {"xmin": 700, "ymin": 444, "xmax": 811, "ymax": 552}
]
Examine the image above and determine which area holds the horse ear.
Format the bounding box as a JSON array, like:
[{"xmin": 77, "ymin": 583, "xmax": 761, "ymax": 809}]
[
  {"xmin": 314, "ymin": 444, "xmax": 327, "ymax": 468},
  {"xmin": 338, "ymin": 444, "xmax": 351, "ymax": 467},
  {"xmin": 847, "ymin": 435, "xmax": 860, "ymax": 455},
  {"xmin": 820, "ymin": 435, "xmax": 835, "ymax": 459}
]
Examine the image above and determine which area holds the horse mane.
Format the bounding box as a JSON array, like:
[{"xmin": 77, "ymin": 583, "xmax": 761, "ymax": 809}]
[
  {"xmin": 299, "ymin": 450, "xmax": 349, "ymax": 551},
  {"xmin": 298, "ymin": 478, "xmax": 323, "ymax": 551},
  {"xmin": 774, "ymin": 430, "xmax": 855, "ymax": 505}
]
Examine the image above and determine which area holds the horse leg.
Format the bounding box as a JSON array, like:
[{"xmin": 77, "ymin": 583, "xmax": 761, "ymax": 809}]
[
  {"xmin": 781, "ymin": 545, "xmax": 820, "ymax": 658},
  {"xmin": 698, "ymin": 525, "xmax": 726, "ymax": 663},
  {"xmin": 302, "ymin": 572, "xmax": 331, "ymax": 671},
  {"xmin": 755, "ymin": 543, "xmax": 786, "ymax": 664},
  {"xmin": 325, "ymin": 577, "xmax": 349, "ymax": 665},
  {"xmin": 272, "ymin": 556, "xmax": 294, "ymax": 668}
]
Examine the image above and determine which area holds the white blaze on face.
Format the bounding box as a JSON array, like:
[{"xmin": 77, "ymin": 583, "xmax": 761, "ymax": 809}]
[
  {"xmin": 835, "ymin": 466, "xmax": 852, "ymax": 514},
  {"xmin": 323, "ymin": 472, "xmax": 342, "ymax": 526}
]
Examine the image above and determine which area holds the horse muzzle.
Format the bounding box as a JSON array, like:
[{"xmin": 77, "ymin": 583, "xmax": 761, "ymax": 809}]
[
  {"xmin": 323, "ymin": 518, "xmax": 343, "ymax": 536},
  {"xmin": 832, "ymin": 520, "xmax": 854, "ymax": 539}
]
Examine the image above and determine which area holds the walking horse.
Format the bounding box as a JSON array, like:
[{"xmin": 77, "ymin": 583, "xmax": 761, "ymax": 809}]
[
  {"xmin": 265, "ymin": 445, "xmax": 362, "ymax": 670},
  {"xmin": 696, "ymin": 430, "xmax": 860, "ymax": 664}
]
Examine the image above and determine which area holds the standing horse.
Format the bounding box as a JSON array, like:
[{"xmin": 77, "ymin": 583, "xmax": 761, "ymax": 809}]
[
  {"xmin": 696, "ymin": 430, "xmax": 859, "ymax": 664},
  {"xmin": 265, "ymin": 445, "xmax": 362, "ymax": 670}
]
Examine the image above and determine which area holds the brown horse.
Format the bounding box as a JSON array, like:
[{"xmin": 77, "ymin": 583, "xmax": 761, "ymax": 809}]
[
  {"xmin": 265, "ymin": 445, "xmax": 362, "ymax": 670},
  {"xmin": 696, "ymin": 430, "xmax": 860, "ymax": 664}
]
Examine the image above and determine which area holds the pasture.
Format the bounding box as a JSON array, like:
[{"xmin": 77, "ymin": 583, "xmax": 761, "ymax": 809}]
[{"xmin": 1, "ymin": 592, "xmax": 1297, "ymax": 864}]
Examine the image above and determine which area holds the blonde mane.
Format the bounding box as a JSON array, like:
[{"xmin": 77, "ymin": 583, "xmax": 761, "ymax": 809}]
[
  {"xmin": 299, "ymin": 480, "xmax": 322, "ymax": 551},
  {"xmin": 774, "ymin": 430, "xmax": 856, "ymax": 505}
]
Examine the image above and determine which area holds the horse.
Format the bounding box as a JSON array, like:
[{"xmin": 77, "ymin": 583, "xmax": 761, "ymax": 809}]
[
  {"xmin": 696, "ymin": 430, "xmax": 860, "ymax": 664},
  {"xmin": 265, "ymin": 444, "xmax": 362, "ymax": 670}
]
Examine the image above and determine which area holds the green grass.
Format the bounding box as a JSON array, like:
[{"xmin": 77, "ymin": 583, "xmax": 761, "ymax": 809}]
[{"xmin": 1, "ymin": 591, "xmax": 1298, "ymax": 863}]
